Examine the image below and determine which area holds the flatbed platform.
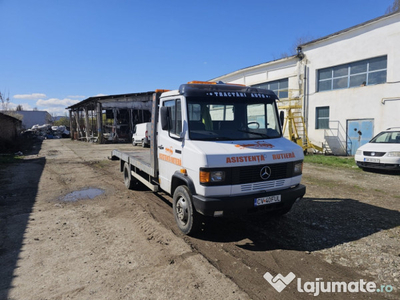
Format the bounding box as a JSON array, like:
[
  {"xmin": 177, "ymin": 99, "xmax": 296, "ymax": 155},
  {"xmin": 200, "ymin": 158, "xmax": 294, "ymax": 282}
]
[{"xmin": 111, "ymin": 148, "xmax": 153, "ymax": 175}]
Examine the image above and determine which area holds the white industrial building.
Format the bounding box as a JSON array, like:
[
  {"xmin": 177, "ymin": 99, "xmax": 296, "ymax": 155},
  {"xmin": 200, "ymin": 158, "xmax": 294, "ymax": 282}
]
[
  {"xmin": 12, "ymin": 110, "xmax": 52, "ymax": 130},
  {"xmin": 212, "ymin": 11, "xmax": 400, "ymax": 155}
]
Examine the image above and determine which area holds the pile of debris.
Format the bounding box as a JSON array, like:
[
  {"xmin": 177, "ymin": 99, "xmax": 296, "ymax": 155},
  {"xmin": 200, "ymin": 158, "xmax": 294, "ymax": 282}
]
[{"xmin": 24, "ymin": 124, "xmax": 70, "ymax": 139}]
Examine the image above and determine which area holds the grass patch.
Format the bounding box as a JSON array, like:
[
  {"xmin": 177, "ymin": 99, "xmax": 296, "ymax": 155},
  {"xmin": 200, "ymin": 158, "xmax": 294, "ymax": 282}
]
[{"xmin": 304, "ymin": 154, "xmax": 358, "ymax": 169}]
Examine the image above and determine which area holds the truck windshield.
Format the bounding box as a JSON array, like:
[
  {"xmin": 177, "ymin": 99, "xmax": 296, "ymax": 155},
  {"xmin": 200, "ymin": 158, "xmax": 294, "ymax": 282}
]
[{"xmin": 187, "ymin": 97, "xmax": 282, "ymax": 141}]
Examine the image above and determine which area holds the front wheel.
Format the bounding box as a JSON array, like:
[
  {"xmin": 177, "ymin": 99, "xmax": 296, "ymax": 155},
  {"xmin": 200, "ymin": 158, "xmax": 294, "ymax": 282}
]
[
  {"xmin": 173, "ymin": 186, "xmax": 201, "ymax": 235},
  {"xmin": 123, "ymin": 162, "xmax": 137, "ymax": 190}
]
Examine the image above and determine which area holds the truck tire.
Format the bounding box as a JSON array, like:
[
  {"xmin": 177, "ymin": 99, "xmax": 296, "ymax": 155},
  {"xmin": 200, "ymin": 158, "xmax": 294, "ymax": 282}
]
[
  {"xmin": 123, "ymin": 162, "xmax": 137, "ymax": 190},
  {"xmin": 141, "ymin": 139, "xmax": 146, "ymax": 148},
  {"xmin": 173, "ymin": 186, "xmax": 201, "ymax": 235}
]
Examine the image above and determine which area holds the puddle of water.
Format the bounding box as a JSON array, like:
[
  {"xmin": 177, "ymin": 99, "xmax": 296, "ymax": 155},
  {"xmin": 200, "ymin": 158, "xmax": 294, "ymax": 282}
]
[{"xmin": 60, "ymin": 188, "xmax": 104, "ymax": 202}]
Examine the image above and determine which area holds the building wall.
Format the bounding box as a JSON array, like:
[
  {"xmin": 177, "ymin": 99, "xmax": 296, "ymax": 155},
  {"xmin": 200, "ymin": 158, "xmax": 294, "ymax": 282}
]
[
  {"xmin": 303, "ymin": 12, "xmax": 400, "ymax": 145},
  {"xmin": 14, "ymin": 111, "xmax": 52, "ymax": 129},
  {"xmin": 212, "ymin": 12, "xmax": 400, "ymax": 154},
  {"xmin": 214, "ymin": 57, "xmax": 300, "ymax": 90},
  {"xmin": 0, "ymin": 113, "xmax": 22, "ymax": 141}
]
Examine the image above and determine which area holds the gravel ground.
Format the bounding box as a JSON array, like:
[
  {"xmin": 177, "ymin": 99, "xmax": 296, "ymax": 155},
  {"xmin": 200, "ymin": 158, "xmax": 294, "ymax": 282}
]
[
  {"xmin": 302, "ymin": 163, "xmax": 400, "ymax": 295},
  {"xmin": 0, "ymin": 139, "xmax": 399, "ymax": 299}
]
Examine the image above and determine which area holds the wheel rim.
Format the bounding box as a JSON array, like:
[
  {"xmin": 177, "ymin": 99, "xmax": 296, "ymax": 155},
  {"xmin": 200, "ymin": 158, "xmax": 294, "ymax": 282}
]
[{"xmin": 176, "ymin": 196, "xmax": 188, "ymax": 225}]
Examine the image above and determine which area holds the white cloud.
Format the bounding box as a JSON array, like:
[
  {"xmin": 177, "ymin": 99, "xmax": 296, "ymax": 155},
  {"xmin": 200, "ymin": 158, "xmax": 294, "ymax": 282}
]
[
  {"xmin": 35, "ymin": 97, "xmax": 81, "ymax": 116},
  {"xmin": 7, "ymin": 102, "xmax": 34, "ymax": 111},
  {"xmin": 13, "ymin": 93, "xmax": 47, "ymax": 99},
  {"xmin": 36, "ymin": 98, "xmax": 80, "ymax": 107},
  {"xmin": 7, "ymin": 93, "xmax": 84, "ymax": 116},
  {"xmin": 43, "ymin": 106, "xmax": 70, "ymax": 117}
]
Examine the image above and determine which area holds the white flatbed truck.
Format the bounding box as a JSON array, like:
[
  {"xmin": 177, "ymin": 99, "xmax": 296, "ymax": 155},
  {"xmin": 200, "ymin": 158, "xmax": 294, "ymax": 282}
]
[{"xmin": 111, "ymin": 81, "xmax": 306, "ymax": 235}]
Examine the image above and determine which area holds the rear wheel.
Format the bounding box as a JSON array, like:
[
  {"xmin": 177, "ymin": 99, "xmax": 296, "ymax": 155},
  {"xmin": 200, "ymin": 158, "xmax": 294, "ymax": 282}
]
[
  {"xmin": 123, "ymin": 162, "xmax": 137, "ymax": 189},
  {"xmin": 173, "ymin": 186, "xmax": 201, "ymax": 235}
]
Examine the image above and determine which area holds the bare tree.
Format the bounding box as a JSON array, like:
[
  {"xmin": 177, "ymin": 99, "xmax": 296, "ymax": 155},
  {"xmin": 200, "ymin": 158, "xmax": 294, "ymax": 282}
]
[
  {"xmin": 386, "ymin": 0, "xmax": 400, "ymax": 14},
  {"xmin": 0, "ymin": 91, "xmax": 10, "ymax": 111},
  {"xmin": 16, "ymin": 104, "xmax": 23, "ymax": 111},
  {"xmin": 277, "ymin": 35, "xmax": 316, "ymax": 59}
]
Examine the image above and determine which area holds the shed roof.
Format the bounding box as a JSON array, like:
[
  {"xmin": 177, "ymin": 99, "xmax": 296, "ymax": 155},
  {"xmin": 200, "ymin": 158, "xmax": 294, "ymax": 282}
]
[
  {"xmin": 67, "ymin": 91, "xmax": 155, "ymax": 111},
  {"xmin": 0, "ymin": 112, "xmax": 23, "ymax": 124}
]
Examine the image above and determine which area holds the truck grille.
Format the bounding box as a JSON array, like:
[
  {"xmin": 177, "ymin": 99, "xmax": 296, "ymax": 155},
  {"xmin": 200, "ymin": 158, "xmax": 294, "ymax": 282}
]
[
  {"xmin": 241, "ymin": 179, "xmax": 286, "ymax": 192},
  {"xmin": 231, "ymin": 162, "xmax": 294, "ymax": 185},
  {"xmin": 200, "ymin": 161, "xmax": 301, "ymax": 186}
]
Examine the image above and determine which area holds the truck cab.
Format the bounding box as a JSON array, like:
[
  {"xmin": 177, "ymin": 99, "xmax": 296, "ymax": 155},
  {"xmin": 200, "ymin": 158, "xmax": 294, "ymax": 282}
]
[{"xmin": 157, "ymin": 82, "xmax": 305, "ymax": 234}]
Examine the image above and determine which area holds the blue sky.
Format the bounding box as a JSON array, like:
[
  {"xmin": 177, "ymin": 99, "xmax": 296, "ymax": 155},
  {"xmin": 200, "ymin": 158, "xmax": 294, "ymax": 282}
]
[{"xmin": 0, "ymin": 0, "xmax": 395, "ymax": 116}]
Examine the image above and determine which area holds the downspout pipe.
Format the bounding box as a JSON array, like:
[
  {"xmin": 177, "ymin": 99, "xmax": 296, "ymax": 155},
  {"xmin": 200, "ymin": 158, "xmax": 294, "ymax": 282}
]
[{"xmin": 296, "ymin": 47, "xmax": 308, "ymax": 144}]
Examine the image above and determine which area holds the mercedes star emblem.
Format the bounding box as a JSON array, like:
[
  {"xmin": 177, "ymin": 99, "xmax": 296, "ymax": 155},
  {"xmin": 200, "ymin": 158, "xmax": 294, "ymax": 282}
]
[{"xmin": 260, "ymin": 166, "xmax": 272, "ymax": 180}]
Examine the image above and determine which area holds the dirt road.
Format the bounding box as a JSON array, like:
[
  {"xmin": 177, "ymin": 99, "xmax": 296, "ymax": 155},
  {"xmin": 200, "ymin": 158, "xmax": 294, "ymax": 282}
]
[{"xmin": 1, "ymin": 139, "xmax": 399, "ymax": 299}]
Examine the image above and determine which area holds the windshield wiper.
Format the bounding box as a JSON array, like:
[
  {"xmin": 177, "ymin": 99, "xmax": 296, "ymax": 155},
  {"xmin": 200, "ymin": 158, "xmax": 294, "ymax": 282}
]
[
  {"xmin": 237, "ymin": 129, "xmax": 270, "ymax": 138},
  {"xmin": 201, "ymin": 136, "xmax": 234, "ymax": 141}
]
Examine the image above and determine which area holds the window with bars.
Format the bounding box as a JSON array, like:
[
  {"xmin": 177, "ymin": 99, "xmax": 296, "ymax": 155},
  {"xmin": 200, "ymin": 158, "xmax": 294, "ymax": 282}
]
[{"xmin": 318, "ymin": 56, "xmax": 387, "ymax": 92}]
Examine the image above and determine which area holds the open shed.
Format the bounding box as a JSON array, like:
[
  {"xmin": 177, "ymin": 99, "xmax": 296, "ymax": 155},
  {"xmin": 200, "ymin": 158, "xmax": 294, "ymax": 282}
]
[{"xmin": 67, "ymin": 92, "xmax": 154, "ymax": 143}]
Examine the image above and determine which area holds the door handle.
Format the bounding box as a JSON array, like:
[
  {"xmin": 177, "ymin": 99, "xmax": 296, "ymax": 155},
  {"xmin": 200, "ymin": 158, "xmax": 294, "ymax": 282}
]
[{"xmin": 158, "ymin": 145, "xmax": 164, "ymax": 150}]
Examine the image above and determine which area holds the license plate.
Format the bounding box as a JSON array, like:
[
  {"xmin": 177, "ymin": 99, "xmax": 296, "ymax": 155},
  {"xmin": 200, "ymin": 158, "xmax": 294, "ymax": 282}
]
[
  {"xmin": 365, "ymin": 158, "xmax": 380, "ymax": 163},
  {"xmin": 254, "ymin": 195, "xmax": 281, "ymax": 207}
]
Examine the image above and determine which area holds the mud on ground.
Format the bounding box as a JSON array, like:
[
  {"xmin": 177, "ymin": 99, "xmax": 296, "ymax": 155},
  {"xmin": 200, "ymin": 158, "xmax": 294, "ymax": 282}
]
[{"xmin": 0, "ymin": 139, "xmax": 399, "ymax": 299}]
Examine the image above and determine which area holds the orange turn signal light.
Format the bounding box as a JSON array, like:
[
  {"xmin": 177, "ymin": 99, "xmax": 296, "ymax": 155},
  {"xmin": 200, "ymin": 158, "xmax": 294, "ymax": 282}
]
[{"xmin": 199, "ymin": 171, "xmax": 210, "ymax": 183}]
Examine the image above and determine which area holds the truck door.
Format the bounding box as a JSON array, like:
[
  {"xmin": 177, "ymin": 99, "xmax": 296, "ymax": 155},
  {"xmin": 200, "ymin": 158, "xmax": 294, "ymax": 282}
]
[{"xmin": 158, "ymin": 97, "xmax": 184, "ymax": 193}]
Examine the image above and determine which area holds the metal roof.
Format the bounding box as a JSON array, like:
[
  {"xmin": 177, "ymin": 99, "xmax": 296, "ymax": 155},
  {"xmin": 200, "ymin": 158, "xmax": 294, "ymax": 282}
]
[
  {"xmin": 67, "ymin": 91, "xmax": 155, "ymax": 110},
  {"xmin": 299, "ymin": 11, "xmax": 400, "ymax": 48}
]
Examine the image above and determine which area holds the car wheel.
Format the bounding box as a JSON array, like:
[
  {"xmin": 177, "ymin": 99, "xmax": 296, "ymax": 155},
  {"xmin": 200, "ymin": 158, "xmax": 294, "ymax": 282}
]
[{"xmin": 173, "ymin": 186, "xmax": 201, "ymax": 235}]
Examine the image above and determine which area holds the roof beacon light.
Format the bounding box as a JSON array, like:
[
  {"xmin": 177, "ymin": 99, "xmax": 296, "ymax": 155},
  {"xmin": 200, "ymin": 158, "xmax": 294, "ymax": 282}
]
[
  {"xmin": 187, "ymin": 81, "xmax": 217, "ymax": 85},
  {"xmin": 187, "ymin": 80, "xmax": 246, "ymax": 87}
]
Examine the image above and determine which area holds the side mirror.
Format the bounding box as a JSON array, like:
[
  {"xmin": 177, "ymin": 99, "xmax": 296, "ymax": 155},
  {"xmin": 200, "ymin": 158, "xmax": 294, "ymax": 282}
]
[
  {"xmin": 160, "ymin": 106, "xmax": 170, "ymax": 130},
  {"xmin": 279, "ymin": 111, "xmax": 285, "ymax": 127}
]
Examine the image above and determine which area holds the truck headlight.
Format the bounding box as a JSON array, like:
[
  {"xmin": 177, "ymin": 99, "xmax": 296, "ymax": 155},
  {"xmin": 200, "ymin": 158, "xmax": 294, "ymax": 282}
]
[
  {"xmin": 293, "ymin": 162, "xmax": 303, "ymax": 176},
  {"xmin": 200, "ymin": 170, "xmax": 225, "ymax": 183},
  {"xmin": 386, "ymin": 151, "xmax": 400, "ymax": 157},
  {"xmin": 355, "ymin": 149, "xmax": 362, "ymax": 156}
]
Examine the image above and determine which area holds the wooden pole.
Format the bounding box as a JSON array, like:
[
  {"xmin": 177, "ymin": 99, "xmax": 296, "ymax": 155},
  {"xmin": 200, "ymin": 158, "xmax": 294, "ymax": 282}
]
[
  {"xmin": 69, "ymin": 110, "xmax": 74, "ymax": 140},
  {"xmin": 96, "ymin": 102, "xmax": 103, "ymax": 144},
  {"xmin": 84, "ymin": 107, "xmax": 89, "ymax": 141}
]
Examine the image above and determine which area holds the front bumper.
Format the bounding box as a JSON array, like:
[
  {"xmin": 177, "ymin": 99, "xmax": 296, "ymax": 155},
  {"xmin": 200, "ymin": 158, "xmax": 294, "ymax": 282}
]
[
  {"xmin": 356, "ymin": 161, "xmax": 400, "ymax": 170},
  {"xmin": 192, "ymin": 184, "xmax": 306, "ymax": 217}
]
